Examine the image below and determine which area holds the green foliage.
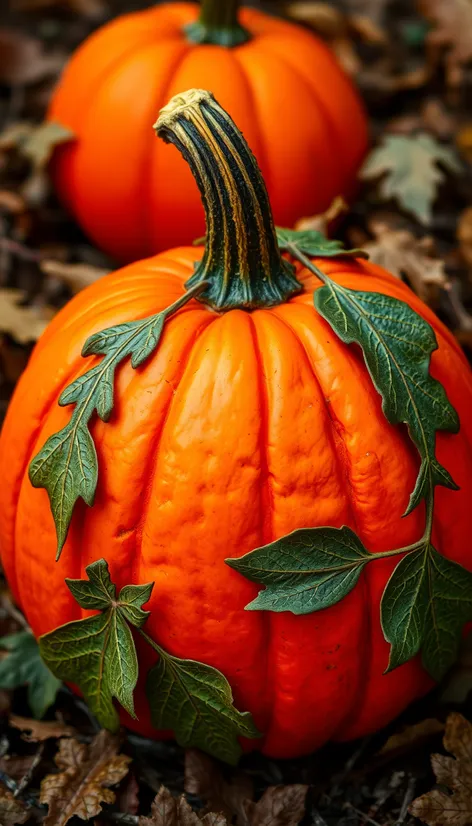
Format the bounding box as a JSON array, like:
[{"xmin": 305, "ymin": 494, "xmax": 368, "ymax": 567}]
[
  {"xmin": 0, "ymin": 631, "xmax": 61, "ymax": 718},
  {"xmin": 276, "ymin": 227, "xmax": 367, "ymax": 259}
]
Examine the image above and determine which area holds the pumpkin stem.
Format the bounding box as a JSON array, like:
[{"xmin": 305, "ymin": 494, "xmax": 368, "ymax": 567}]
[
  {"xmin": 185, "ymin": 0, "xmax": 250, "ymax": 47},
  {"xmin": 154, "ymin": 90, "xmax": 302, "ymax": 311}
]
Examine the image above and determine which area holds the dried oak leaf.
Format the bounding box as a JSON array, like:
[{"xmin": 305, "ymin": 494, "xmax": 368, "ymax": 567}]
[
  {"xmin": 140, "ymin": 785, "xmax": 228, "ymax": 826},
  {"xmin": 362, "ymin": 221, "xmax": 448, "ymax": 305},
  {"xmin": 379, "ymin": 719, "xmax": 445, "ymax": 757},
  {"xmin": 9, "ymin": 715, "xmax": 76, "ymax": 742},
  {"xmin": 0, "ymin": 289, "xmax": 54, "ymax": 344},
  {"xmin": 40, "ymin": 730, "xmax": 131, "ymax": 826},
  {"xmin": 0, "ymin": 785, "xmax": 29, "ymax": 826},
  {"xmin": 361, "ymin": 133, "xmax": 461, "ymax": 225},
  {"xmin": 185, "ymin": 749, "xmax": 253, "ymax": 824},
  {"xmin": 410, "ymin": 712, "xmax": 472, "ymax": 825},
  {"xmin": 417, "ymin": 0, "xmax": 472, "ymax": 88},
  {"xmin": 243, "ymin": 786, "xmax": 308, "ymax": 826},
  {"xmin": 0, "ymin": 28, "xmax": 63, "ymax": 86}
]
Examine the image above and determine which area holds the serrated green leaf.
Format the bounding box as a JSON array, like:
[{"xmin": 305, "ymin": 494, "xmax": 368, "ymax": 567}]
[
  {"xmin": 361, "ymin": 133, "xmax": 461, "ymax": 224},
  {"xmin": 29, "ymin": 285, "xmax": 204, "ymax": 559},
  {"xmin": 39, "ymin": 560, "xmax": 153, "ymax": 731},
  {"xmin": 314, "ymin": 283, "xmax": 459, "ymax": 510},
  {"xmin": 146, "ymin": 650, "xmax": 260, "ymax": 765},
  {"xmin": 0, "ymin": 631, "xmax": 61, "ymax": 718},
  {"xmin": 381, "ymin": 546, "xmax": 472, "ymax": 680},
  {"xmin": 29, "ymin": 418, "xmax": 98, "ymax": 556},
  {"xmin": 226, "ymin": 527, "xmax": 371, "ymax": 614},
  {"xmin": 276, "ymin": 228, "xmax": 367, "ymax": 259}
]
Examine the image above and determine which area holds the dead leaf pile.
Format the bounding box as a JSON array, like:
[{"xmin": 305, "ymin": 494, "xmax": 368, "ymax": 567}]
[
  {"xmin": 411, "ymin": 712, "xmax": 472, "ymax": 825},
  {"xmin": 40, "ymin": 730, "xmax": 131, "ymax": 826}
]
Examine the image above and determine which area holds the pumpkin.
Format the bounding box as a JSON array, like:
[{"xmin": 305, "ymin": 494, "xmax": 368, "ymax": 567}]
[
  {"xmin": 1, "ymin": 89, "xmax": 472, "ymax": 762},
  {"xmin": 47, "ymin": 0, "xmax": 368, "ymax": 263}
]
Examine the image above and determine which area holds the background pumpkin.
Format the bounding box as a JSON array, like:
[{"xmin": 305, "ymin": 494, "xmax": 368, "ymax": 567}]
[
  {"xmin": 1, "ymin": 90, "xmax": 471, "ymax": 759},
  {"xmin": 47, "ymin": 0, "xmax": 368, "ymax": 263}
]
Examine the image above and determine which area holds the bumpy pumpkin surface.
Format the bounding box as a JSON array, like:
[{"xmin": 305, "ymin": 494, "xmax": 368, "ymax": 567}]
[
  {"xmin": 48, "ymin": 0, "xmax": 368, "ymax": 262},
  {"xmin": 1, "ymin": 250, "xmax": 472, "ymax": 757}
]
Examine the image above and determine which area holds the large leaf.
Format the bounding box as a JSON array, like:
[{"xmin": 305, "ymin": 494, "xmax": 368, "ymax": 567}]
[
  {"xmin": 314, "ymin": 282, "xmax": 459, "ymax": 511},
  {"xmin": 226, "ymin": 527, "xmax": 371, "ymax": 614},
  {"xmin": 39, "ymin": 559, "xmax": 153, "ymax": 731},
  {"xmin": 0, "ymin": 630, "xmax": 61, "ymax": 718},
  {"xmin": 147, "ymin": 649, "xmax": 260, "ymax": 766},
  {"xmin": 381, "ymin": 546, "xmax": 472, "ymax": 680}
]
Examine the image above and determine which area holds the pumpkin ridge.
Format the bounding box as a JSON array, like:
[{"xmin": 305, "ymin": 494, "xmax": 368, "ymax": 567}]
[
  {"xmin": 247, "ymin": 312, "xmax": 278, "ymax": 742},
  {"xmin": 133, "ymin": 314, "xmax": 216, "ymax": 591}
]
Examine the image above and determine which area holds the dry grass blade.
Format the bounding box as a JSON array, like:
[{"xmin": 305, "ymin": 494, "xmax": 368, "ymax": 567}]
[
  {"xmin": 40, "ymin": 729, "xmax": 131, "ymax": 826},
  {"xmin": 410, "ymin": 712, "xmax": 472, "ymax": 825}
]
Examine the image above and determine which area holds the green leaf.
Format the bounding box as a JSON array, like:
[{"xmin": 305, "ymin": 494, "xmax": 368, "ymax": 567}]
[
  {"xmin": 361, "ymin": 133, "xmax": 461, "ymax": 224},
  {"xmin": 226, "ymin": 527, "xmax": 371, "ymax": 614},
  {"xmin": 39, "ymin": 559, "xmax": 153, "ymax": 731},
  {"xmin": 381, "ymin": 546, "xmax": 472, "ymax": 680},
  {"xmin": 146, "ymin": 649, "xmax": 260, "ymax": 765},
  {"xmin": 29, "ymin": 285, "xmax": 204, "ymax": 559},
  {"xmin": 314, "ymin": 282, "xmax": 459, "ymax": 511},
  {"xmin": 0, "ymin": 631, "xmax": 61, "ymax": 718},
  {"xmin": 276, "ymin": 228, "xmax": 367, "ymax": 259}
]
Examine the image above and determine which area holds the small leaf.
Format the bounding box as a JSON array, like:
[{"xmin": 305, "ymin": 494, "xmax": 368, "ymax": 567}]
[
  {"xmin": 0, "ymin": 631, "xmax": 61, "ymax": 718},
  {"xmin": 361, "ymin": 133, "xmax": 461, "ymax": 224},
  {"xmin": 243, "ymin": 785, "xmax": 308, "ymax": 826},
  {"xmin": 9, "ymin": 715, "xmax": 76, "ymax": 742},
  {"xmin": 184, "ymin": 749, "xmax": 253, "ymax": 824},
  {"xmin": 39, "ymin": 560, "xmax": 153, "ymax": 731},
  {"xmin": 140, "ymin": 786, "xmax": 228, "ymax": 826},
  {"xmin": 314, "ymin": 281, "xmax": 459, "ymax": 510},
  {"xmin": 226, "ymin": 527, "xmax": 370, "ymax": 614},
  {"xmin": 29, "ymin": 418, "xmax": 98, "ymax": 556},
  {"xmin": 40, "ymin": 730, "xmax": 131, "ymax": 826},
  {"xmin": 147, "ymin": 650, "xmax": 260, "ymax": 765},
  {"xmin": 410, "ymin": 712, "xmax": 472, "ymax": 826},
  {"xmin": 276, "ymin": 227, "xmax": 367, "ymax": 259},
  {"xmin": 381, "ymin": 546, "xmax": 472, "ymax": 680},
  {"xmin": 0, "ymin": 785, "xmax": 29, "ymax": 826}
]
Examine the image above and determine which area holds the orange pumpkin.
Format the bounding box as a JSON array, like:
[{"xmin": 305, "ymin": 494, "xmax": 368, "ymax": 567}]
[
  {"xmin": 48, "ymin": 0, "xmax": 368, "ymax": 263},
  {"xmin": 1, "ymin": 90, "xmax": 471, "ymax": 760}
]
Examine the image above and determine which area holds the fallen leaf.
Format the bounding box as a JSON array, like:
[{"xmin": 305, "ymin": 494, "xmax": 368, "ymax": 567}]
[
  {"xmin": 361, "ymin": 133, "xmax": 461, "ymax": 224},
  {"xmin": 418, "ymin": 0, "xmax": 472, "ymax": 88},
  {"xmin": 294, "ymin": 196, "xmax": 348, "ymax": 235},
  {"xmin": 0, "ymin": 290, "xmax": 54, "ymax": 343},
  {"xmin": 243, "ymin": 785, "xmax": 308, "ymax": 826},
  {"xmin": 388, "ymin": 99, "xmax": 457, "ymax": 140},
  {"xmin": 9, "ymin": 715, "xmax": 76, "ymax": 742},
  {"xmin": 410, "ymin": 712, "xmax": 472, "ymax": 825},
  {"xmin": 379, "ymin": 719, "xmax": 445, "ymax": 756},
  {"xmin": 0, "ymin": 754, "xmax": 37, "ymax": 784},
  {"xmin": 40, "ymin": 260, "xmax": 110, "ymax": 294},
  {"xmin": 185, "ymin": 749, "xmax": 253, "ymax": 824},
  {"xmin": 0, "ymin": 28, "xmax": 63, "ymax": 86},
  {"xmin": 0, "ymin": 785, "xmax": 29, "ymax": 825},
  {"xmin": 362, "ymin": 220, "xmax": 449, "ymax": 304},
  {"xmin": 140, "ymin": 785, "xmax": 228, "ymax": 826},
  {"xmin": 0, "ymin": 631, "xmax": 61, "ymax": 718},
  {"xmin": 40, "ymin": 730, "xmax": 131, "ymax": 826},
  {"xmin": 116, "ymin": 771, "xmax": 140, "ymax": 816}
]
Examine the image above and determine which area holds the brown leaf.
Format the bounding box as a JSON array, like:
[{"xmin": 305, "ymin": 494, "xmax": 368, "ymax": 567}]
[
  {"xmin": 0, "ymin": 28, "xmax": 63, "ymax": 86},
  {"xmin": 294, "ymin": 196, "xmax": 348, "ymax": 236},
  {"xmin": 40, "ymin": 260, "xmax": 110, "ymax": 294},
  {"xmin": 185, "ymin": 749, "xmax": 253, "ymax": 824},
  {"xmin": 0, "ymin": 755, "xmax": 36, "ymax": 784},
  {"xmin": 410, "ymin": 712, "xmax": 472, "ymax": 825},
  {"xmin": 40, "ymin": 730, "xmax": 131, "ymax": 826},
  {"xmin": 140, "ymin": 786, "xmax": 228, "ymax": 826},
  {"xmin": 362, "ymin": 220, "xmax": 449, "ymax": 305},
  {"xmin": 418, "ymin": 0, "xmax": 472, "ymax": 88},
  {"xmin": 379, "ymin": 719, "xmax": 445, "ymax": 757},
  {"xmin": 9, "ymin": 715, "xmax": 76, "ymax": 742},
  {"xmin": 0, "ymin": 784, "xmax": 29, "ymax": 825},
  {"xmin": 243, "ymin": 786, "xmax": 308, "ymax": 826},
  {"xmin": 388, "ymin": 99, "xmax": 457, "ymax": 140},
  {"xmin": 116, "ymin": 771, "xmax": 140, "ymax": 816},
  {"xmin": 0, "ymin": 289, "xmax": 54, "ymax": 344}
]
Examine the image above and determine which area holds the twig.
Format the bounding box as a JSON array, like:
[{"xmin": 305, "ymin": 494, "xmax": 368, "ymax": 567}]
[
  {"xmin": 395, "ymin": 776, "xmax": 416, "ymax": 826},
  {"xmin": 15, "ymin": 742, "xmax": 44, "ymax": 797},
  {"xmin": 344, "ymin": 802, "xmax": 384, "ymax": 826}
]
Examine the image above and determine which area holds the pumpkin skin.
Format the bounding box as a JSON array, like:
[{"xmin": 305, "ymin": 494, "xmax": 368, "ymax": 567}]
[
  {"xmin": 47, "ymin": 2, "xmax": 368, "ymax": 263},
  {"xmin": 1, "ymin": 250, "xmax": 472, "ymax": 758}
]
